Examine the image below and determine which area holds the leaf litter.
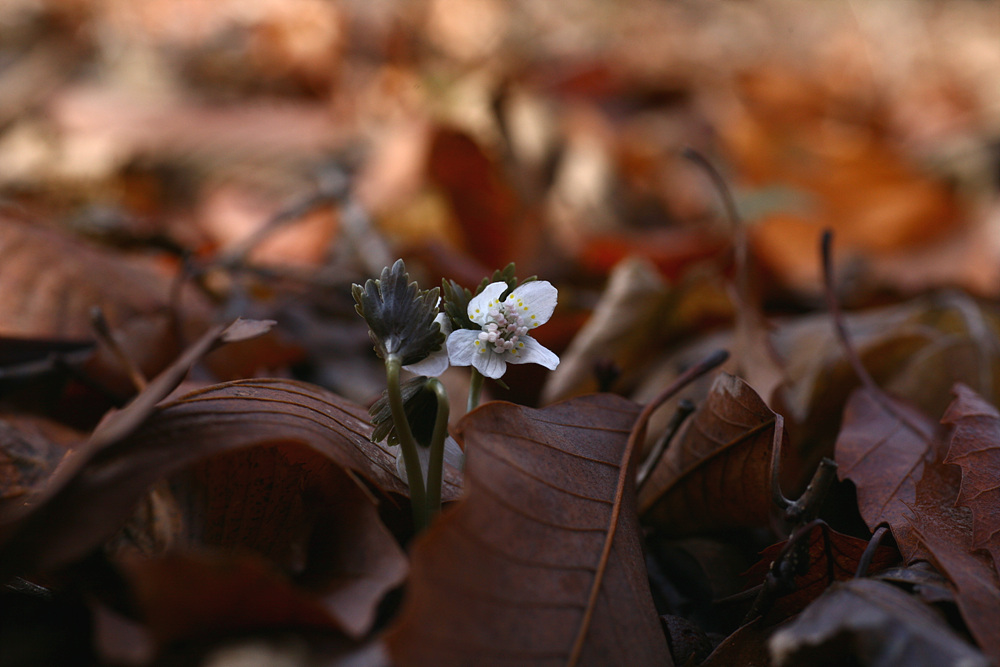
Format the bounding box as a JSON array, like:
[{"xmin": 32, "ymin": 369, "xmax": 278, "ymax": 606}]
[{"xmin": 2, "ymin": 1, "xmax": 1000, "ymax": 666}]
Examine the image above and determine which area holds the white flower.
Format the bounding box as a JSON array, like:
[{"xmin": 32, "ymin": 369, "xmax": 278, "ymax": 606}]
[
  {"xmin": 446, "ymin": 281, "xmax": 560, "ymax": 379},
  {"xmin": 403, "ymin": 313, "xmax": 451, "ymax": 377}
]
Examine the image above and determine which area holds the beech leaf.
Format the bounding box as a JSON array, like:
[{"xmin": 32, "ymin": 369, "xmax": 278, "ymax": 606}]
[
  {"xmin": 116, "ymin": 445, "xmax": 407, "ymax": 641},
  {"xmin": 384, "ymin": 394, "xmax": 672, "ymax": 667},
  {"xmin": 639, "ymin": 373, "xmax": 801, "ymax": 534},
  {"xmin": 0, "ymin": 378, "xmax": 458, "ymax": 580}
]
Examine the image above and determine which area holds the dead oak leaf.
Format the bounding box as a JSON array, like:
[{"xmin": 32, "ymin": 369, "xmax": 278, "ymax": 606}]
[{"xmin": 941, "ymin": 383, "xmax": 1000, "ymax": 573}]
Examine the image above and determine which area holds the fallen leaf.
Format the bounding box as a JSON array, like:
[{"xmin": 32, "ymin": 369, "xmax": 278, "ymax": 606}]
[
  {"xmin": 384, "ymin": 394, "xmax": 672, "ymax": 667},
  {"xmin": 0, "ymin": 217, "xmax": 213, "ymax": 395},
  {"xmin": 120, "ymin": 550, "xmax": 342, "ymax": 645},
  {"xmin": 873, "ymin": 562, "xmax": 955, "ymax": 605},
  {"xmin": 0, "ymin": 319, "xmax": 270, "ymax": 575},
  {"xmin": 773, "ymin": 293, "xmax": 1000, "ymax": 460},
  {"xmin": 542, "ymin": 257, "xmax": 670, "ymax": 403},
  {"xmin": 742, "ymin": 524, "xmax": 900, "ymax": 622},
  {"xmin": 0, "ymin": 376, "xmax": 454, "ymax": 581},
  {"xmin": 699, "ymin": 617, "xmax": 771, "ymax": 667},
  {"xmin": 427, "ymin": 127, "xmax": 532, "ymax": 271},
  {"xmin": 0, "ymin": 416, "xmax": 81, "ymax": 499},
  {"xmin": 904, "ymin": 438, "xmax": 1000, "ymax": 660},
  {"xmin": 940, "ymin": 383, "xmax": 1000, "ymax": 572},
  {"xmin": 119, "ymin": 445, "xmax": 407, "ymax": 641},
  {"xmin": 640, "ymin": 373, "xmax": 802, "ymax": 534},
  {"xmin": 769, "ymin": 579, "xmax": 988, "ymax": 667},
  {"xmin": 834, "ymin": 387, "xmax": 938, "ymax": 559}
]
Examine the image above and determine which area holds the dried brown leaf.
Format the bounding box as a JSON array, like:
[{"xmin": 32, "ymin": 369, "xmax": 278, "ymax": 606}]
[
  {"xmin": 0, "ymin": 378, "xmax": 453, "ymax": 580},
  {"xmin": 904, "ymin": 442, "xmax": 1000, "ymax": 660},
  {"xmin": 384, "ymin": 394, "xmax": 672, "ymax": 667},
  {"xmin": 742, "ymin": 525, "xmax": 900, "ymax": 622},
  {"xmin": 769, "ymin": 579, "xmax": 988, "ymax": 667},
  {"xmin": 121, "ymin": 446, "xmax": 407, "ymax": 640},
  {"xmin": 834, "ymin": 387, "xmax": 937, "ymax": 559},
  {"xmin": 119, "ymin": 550, "xmax": 343, "ymax": 645},
  {"xmin": 0, "ymin": 218, "xmax": 212, "ymax": 395},
  {"xmin": 639, "ymin": 373, "xmax": 801, "ymax": 534},
  {"xmin": 941, "ymin": 383, "xmax": 1000, "ymax": 572}
]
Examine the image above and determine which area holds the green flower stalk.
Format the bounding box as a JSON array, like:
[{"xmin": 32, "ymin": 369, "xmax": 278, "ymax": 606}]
[{"xmin": 353, "ymin": 259, "xmax": 448, "ymax": 532}]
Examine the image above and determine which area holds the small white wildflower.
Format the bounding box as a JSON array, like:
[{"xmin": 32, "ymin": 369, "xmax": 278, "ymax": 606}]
[{"xmin": 446, "ymin": 281, "xmax": 559, "ymax": 379}]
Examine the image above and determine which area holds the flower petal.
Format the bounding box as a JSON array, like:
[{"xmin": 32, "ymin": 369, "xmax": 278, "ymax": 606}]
[
  {"xmin": 403, "ymin": 347, "xmax": 449, "ymax": 376},
  {"xmin": 506, "ymin": 281, "xmax": 557, "ymax": 329},
  {"xmin": 446, "ymin": 329, "xmax": 482, "ymax": 367},
  {"xmin": 467, "ymin": 282, "xmax": 508, "ymax": 325},
  {"xmin": 507, "ymin": 335, "xmax": 559, "ymax": 370},
  {"xmin": 472, "ymin": 347, "xmax": 508, "ymax": 379},
  {"xmin": 402, "ymin": 313, "xmax": 452, "ymax": 376}
]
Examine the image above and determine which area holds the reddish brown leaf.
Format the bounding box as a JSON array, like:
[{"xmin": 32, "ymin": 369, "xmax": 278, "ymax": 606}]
[
  {"xmin": 0, "ymin": 320, "xmax": 269, "ymax": 572},
  {"xmin": 118, "ymin": 445, "xmax": 407, "ymax": 641},
  {"xmin": 119, "ymin": 550, "xmax": 341, "ymax": 645},
  {"xmin": 904, "ymin": 442, "xmax": 1000, "ymax": 660},
  {"xmin": 426, "ymin": 127, "xmax": 532, "ymax": 271},
  {"xmin": 0, "ymin": 416, "xmax": 81, "ymax": 499},
  {"xmin": 0, "ymin": 218, "xmax": 213, "ymax": 395},
  {"xmin": 742, "ymin": 525, "xmax": 900, "ymax": 621},
  {"xmin": 384, "ymin": 394, "xmax": 672, "ymax": 667},
  {"xmin": 769, "ymin": 579, "xmax": 988, "ymax": 667},
  {"xmin": 162, "ymin": 445, "xmax": 407, "ymax": 638},
  {"xmin": 834, "ymin": 387, "xmax": 937, "ymax": 559},
  {"xmin": 0, "ymin": 378, "xmax": 453, "ymax": 580},
  {"xmin": 639, "ymin": 373, "xmax": 801, "ymax": 534},
  {"xmin": 941, "ymin": 383, "xmax": 1000, "ymax": 572}
]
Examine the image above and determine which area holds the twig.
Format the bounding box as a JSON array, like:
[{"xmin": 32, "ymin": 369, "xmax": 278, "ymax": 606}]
[{"xmin": 636, "ymin": 399, "xmax": 695, "ymax": 492}]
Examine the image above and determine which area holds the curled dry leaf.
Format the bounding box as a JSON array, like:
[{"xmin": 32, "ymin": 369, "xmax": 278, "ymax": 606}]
[
  {"xmin": 0, "ymin": 320, "xmax": 268, "ymax": 576},
  {"xmin": 0, "ymin": 376, "xmax": 455, "ymax": 581},
  {"xmin": 834, "ymin": 387, "xmax": 938, "ymax": 560},
  {"xmin": 119, "ymin": 550, "xmax": 345, "ymax": 645},
  {"xmin": 384, "ymin": 394, "xmax": 672, "ymax": 667},
  {"xmin": 639, "ymin": 373, "xmax": 802, "ymax": 534},
  {"xmin": 769, "ymin": 579, "xmax": 988, "ymax": 667},
  {"xmin": 119, "ymin": 445, "xmax": 407, "ymax": 641},
  {"xmin": 941, "ymin": 383, "xmax": 1000, "ymax": 572}
]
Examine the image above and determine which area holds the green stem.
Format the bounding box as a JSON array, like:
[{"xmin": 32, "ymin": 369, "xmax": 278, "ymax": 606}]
[
  {"xmin": 468, "ymin": 368, "xmax": 484, "ymax": 412},
  {"xmin": 424, "ymin": 377, "xmax": 450, "ymax": 518},
  {"xmin": 386, "ymin": 355, "xmax": 428, "ymax": 532}
]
